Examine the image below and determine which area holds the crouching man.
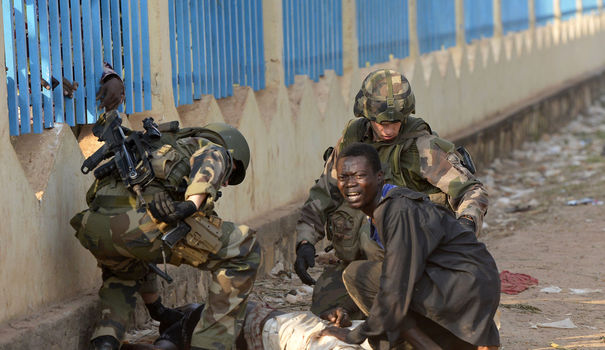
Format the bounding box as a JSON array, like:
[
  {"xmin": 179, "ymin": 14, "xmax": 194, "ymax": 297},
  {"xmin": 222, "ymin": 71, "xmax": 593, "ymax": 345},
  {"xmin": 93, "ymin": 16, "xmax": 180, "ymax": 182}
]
[{"xmin": 320, "ymin": 143, "xmax": 500, "ymax": 350}]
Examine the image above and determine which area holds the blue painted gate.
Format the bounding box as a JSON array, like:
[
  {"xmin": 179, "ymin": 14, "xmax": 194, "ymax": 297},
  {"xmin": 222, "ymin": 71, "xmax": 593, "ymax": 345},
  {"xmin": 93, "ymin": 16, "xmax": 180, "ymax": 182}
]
[
  {"xmin": 356, "ymin": 0, "xmax": 409, "ymax": 67},
  {"xmin": 417, "ymin": 0, "xmax": 456, "ymax": 54},
  {"xmin": 3, "ymin": 0, "xmax": 152, "ymax": 136},
  {"xmin": 282, "ymin": 0, "xmax": 343, "ymax": 86},
  {"xmin": 167, "ymin": 0, "xmax": 266, "ymax": 106}
]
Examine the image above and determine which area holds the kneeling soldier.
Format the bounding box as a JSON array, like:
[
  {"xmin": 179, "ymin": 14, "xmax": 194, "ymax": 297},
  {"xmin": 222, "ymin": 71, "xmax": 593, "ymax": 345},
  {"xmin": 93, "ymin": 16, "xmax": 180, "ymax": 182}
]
[{"xmin": 71, "ymin": 113, "xmax": 260, "ymax": 350}]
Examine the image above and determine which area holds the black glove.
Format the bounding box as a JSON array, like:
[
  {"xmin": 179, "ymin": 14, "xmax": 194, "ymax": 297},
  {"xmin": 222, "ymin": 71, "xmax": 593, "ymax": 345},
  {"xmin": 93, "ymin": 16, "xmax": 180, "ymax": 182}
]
[
  {"xmin": 148, "ymin": 192, "xmax": 197, "ymax": 224},
  {"xmin": 459, "ymin": 216, "xmax": 476, "ymax": 233},
  {"xmin": 294, "ymin": 242, "xmax": 316, "ymax": 285},
  {"xmin": 96, "ymin": 76, "xmax": 124, "ymax": 110}
]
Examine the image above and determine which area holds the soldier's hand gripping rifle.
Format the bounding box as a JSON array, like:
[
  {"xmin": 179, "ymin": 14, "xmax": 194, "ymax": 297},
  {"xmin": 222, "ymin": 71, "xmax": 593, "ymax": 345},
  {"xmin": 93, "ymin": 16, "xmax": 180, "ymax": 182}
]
[{"xmin": 80, "ymin": 110, "xmax": 160, "ymax": 209}]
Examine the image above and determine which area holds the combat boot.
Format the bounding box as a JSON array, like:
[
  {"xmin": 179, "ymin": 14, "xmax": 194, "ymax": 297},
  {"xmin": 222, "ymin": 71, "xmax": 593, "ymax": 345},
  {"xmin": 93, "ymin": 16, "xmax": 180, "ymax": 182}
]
[
  {"xmin": 145, "ymin": 296, "xmax": 185, "ymax": 334},
  {"xmin": 156, "ymin": 303, "xmax": 204, "ymax": 350},
  {"xmin": 90, "ymin": 335, "xmax": 120, "ymax": 350}
]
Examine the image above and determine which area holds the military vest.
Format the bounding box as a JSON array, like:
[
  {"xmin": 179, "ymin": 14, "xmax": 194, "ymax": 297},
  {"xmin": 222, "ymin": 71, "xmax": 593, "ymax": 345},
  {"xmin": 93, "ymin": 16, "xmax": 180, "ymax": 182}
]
[
  {"xmin": 85, "ymin": 124, "xmax": 224, "ymax": 213},
  {"xmin": 339, "ymin": 117, "xmax": 451, "ymax": 208}
]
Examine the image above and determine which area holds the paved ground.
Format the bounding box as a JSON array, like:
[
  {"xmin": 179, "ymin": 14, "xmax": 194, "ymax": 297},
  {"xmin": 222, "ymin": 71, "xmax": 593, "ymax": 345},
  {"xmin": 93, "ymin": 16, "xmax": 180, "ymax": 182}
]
[{"xmin": 128, "ymin": 97, "xmax": 605, "ymax": 349}]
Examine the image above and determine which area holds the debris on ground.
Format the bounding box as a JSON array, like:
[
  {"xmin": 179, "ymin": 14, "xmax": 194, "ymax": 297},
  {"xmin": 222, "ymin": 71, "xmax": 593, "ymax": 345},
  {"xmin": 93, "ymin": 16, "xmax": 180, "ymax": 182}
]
[
  {"xmin": 540, "ymin": 286, "xmax": 562, "ymax": 293},
  {"xmin": 537, "ymin": 318, "xmax": 578, "ymax": 329},
  {"xmin": 499, "ymin": 270, "xmax": 539, "ymax": 295},
  {"xmin": 500, "ymin": 303, "xmax": 542, "ymax": 313}
]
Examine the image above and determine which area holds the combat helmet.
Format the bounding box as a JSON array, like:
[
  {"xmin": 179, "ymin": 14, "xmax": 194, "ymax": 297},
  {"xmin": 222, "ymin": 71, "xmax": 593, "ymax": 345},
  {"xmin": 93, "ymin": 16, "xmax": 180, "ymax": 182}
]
[
  {"xmin": 353, "ymin": 69, "xmax": 415, "ymax": 123},
  {"xmin": 202, "ymin": 122, "xmax": 250, "ymax": 185}
]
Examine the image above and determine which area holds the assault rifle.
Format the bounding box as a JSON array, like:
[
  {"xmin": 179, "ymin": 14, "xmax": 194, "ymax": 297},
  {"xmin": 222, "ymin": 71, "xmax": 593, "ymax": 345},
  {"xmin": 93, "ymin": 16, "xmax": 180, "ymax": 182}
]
[{"xmin": 80, "ymin": 110, "xmax": 160, "ymax": 208}]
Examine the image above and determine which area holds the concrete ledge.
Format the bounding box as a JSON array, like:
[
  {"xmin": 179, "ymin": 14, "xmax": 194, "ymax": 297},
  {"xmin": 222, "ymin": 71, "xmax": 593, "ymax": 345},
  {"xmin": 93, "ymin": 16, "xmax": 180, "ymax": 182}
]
[{"xmin": 1, "ymin": 68, "xmax": 604, "ymax": 350}]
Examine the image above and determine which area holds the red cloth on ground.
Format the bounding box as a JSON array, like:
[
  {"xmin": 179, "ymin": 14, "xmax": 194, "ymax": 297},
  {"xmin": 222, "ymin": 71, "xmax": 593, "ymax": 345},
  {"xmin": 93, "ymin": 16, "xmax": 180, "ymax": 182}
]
[{"xmin": 499, "ymin": 270, "xmax": 538, "ymax": 295}]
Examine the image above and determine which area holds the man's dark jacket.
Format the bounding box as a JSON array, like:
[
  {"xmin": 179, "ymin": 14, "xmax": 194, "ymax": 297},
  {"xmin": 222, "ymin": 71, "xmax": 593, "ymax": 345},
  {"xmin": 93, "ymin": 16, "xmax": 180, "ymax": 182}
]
[{"xmin": 347, "ymin": 187, "xmax": 501, "ymax": 346}]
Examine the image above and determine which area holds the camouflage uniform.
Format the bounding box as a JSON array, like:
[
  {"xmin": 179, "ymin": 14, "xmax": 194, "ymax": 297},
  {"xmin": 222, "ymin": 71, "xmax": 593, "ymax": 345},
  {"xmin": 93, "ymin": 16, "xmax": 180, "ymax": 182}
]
[
  {"xmin": 296, "ymin": 70, "xmax": 488, "ymax": 316},
  {"xmin": 71, "ymin": 130, "xmax": 260, "ymax": 350}
]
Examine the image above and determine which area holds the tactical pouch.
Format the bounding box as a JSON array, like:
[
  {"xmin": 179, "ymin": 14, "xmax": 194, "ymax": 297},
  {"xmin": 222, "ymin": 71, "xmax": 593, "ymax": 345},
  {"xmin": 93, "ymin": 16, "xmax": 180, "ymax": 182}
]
[
  {"xmin": 169, "ymin": 213, "xmax": 223, "ymax": 267},
  {"xmin": 326, "ymin": 204, "xmax": 367, "ymax": 263},
  {"xmin": 150, "ymin": 144, "xmax": 190, "ymax": 189}
]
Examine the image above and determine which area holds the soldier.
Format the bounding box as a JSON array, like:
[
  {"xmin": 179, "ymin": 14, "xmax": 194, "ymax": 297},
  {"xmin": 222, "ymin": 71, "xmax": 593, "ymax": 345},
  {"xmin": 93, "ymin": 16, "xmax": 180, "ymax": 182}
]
[
  {"xmin": 72, "ymin": 77, "xmax": 260, "ymax": 350},
  {"xmin": 294, "ymin": 69, "xmax": 489, "ymax": 318}
]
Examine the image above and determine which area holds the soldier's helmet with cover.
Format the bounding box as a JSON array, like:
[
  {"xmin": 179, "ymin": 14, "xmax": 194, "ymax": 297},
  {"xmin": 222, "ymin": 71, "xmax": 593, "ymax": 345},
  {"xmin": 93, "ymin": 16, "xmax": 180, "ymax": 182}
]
[
  {"xmin": 202, "ymin": 122, "xmax": 250, "ymax": 185},
  {"xmin": 353, "ymin": 69, "xmax": 415, "ymax": 123}
]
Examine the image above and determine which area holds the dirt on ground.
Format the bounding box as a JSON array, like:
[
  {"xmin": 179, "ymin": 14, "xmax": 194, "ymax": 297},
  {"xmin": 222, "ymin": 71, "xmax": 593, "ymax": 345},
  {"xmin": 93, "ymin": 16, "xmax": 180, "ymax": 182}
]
[{"xmin": 127, "ymin": 100, "xmax": 605, "ymax": 349}]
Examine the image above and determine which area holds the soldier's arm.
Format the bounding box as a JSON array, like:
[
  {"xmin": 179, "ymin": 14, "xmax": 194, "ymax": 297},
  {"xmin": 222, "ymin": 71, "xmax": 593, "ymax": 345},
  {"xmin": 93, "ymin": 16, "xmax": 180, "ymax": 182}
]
[
  {"xmin": 176, "ymin": 137, "xmax": 233, "ymax": 203},
  {"xmin": 414, "ymin": 134, "xmax": 488, "ymax": 234},
  {"xmin": 296, "ymin": 139, "xmax": 344, "ymax": 245}
]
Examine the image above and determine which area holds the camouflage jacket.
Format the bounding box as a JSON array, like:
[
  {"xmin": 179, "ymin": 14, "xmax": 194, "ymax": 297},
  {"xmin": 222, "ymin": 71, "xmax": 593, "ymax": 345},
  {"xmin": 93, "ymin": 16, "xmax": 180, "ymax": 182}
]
[
  {"xmin": 86, "ymin": 131, "xmax": 232, "ymax": 215},
  {"xmin": 296, "ymin": 117, "xmax": 488, "ymax": 245}
]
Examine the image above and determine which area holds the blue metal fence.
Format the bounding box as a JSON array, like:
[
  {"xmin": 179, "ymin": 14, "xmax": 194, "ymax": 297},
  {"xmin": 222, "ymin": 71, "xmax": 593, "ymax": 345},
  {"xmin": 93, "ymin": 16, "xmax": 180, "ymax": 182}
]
[
  {"xmin": 168, "ymin": 0, "xmax": 265, "ymax": 105},
  {"xmin": 465, "ymin": 0, "xmax": 493, "ymax": 43},
  {"xmin": 282, "ymin": 0, "xmax": 343, "ymax": 86},
  {"xmin": 3, "ymin": 0, "xmax": 152, "ymax": 136},
  {"xmin": 582, "ymin": 0, "xmax": 599, "ymax": 13},
  {"xmin": 502, "ymin": 0, "xmax": 529, "ymax": 34},
  {"xmin": 356, "ymin": 0, "xmax": 409, "ymax": 67},
  {"xmin": 417, "ymin": 0, "xmax": 456, "ymax": 54},
  {"xmin": 535, "ymin": 0, "xmax": 555, "ymax": 26},
  {"xmin": 560, "ymin": 0, "xmax": 576, "ymax": 20}
]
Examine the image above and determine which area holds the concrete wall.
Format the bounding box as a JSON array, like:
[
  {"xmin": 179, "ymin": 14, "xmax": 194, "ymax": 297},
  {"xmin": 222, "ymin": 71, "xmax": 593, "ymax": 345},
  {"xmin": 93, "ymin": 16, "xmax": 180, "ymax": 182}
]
[{"xmin": 0, "ymin": 0, "xmax": 604, "ymax": 337}]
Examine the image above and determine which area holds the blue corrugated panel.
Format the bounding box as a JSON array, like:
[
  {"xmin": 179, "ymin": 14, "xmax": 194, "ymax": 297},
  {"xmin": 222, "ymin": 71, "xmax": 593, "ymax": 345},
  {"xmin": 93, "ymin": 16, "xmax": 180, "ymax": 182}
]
[
  {"xmin": 110, "ymin": 0, "xmax": 123, "ymax": 99},
  {"xmin": 81, "ymin": 0, "xmax": 98, "ymax": 124},
  {"xmin": 183, "ymin": 0, "xmax": 194, "ymax": 103},
  {"xmin": 217, "ymin": 1, "xmax": 227, "ymax": 98},
  {"xmin": 168, "ymin": 0, "xmax": 178, "ymax": 105},
  {"xmin": 141, "ymin": 0, "xmax": 152, "ymax": 110},
  {"xmin": 417, "ymin": 0, "xmax": 456, "ymax": 54},
  {"xmin": 582, "ymin": 0, "xmax": 599, "ymax": 13},
  {"xmin": 535, "ymin": 0, "xmax": 555, "ymax": 26},
  {"xmin": 14, "ymin": 0, "xmax": 31, "ymax": 133},
  {"xmin": 60, "ymin": 0, "xmax": 75, "ymax": 125},
  {"xmin": 502, "ymin": 0, "xmax": 529, "ymax": 34},
  {"xmin": 25, "ymin": 0, "xmax": 41, "ymax": 133},
  {"xmin": 49, "ymin": 0, "xmax": 64, "ymax": 124},
  {"xmin": 203, "ymin": 0, "xmax": 214, "ymax": 94},
  {"xmin": 3, "ymin": 0, "xmax": 19, "ymax": 135},
  {"xmin": 560, "ymin": 0, "xmax": 577, "ymax": 20},
  {"xmin": 121, "ymin": 0, "xmax": 134, "ymax": 114},
  {"xmin": 466, "ymin": 0, "xmax": 494, "ymax": 42},
  {"xmin": 209, "ymin": 0, "xmax": 220, "ymax": 97},
  {"xmin": 38, "ymin": 0, "xmax": 53, "ymax": 129},
  {"xmin": 92, "ymin": 0, "xmax": 103, "ymax": 120},
  {"xmin": 282, "ymin": 0, "xmax": 343, "ymax": 86},
  {"xmin": 101, "ymin": 0, "xmax": 113, "ymax": 65},
  {"xmin": 199, "ymin": 0, "xmax": 209, "ymax": 95},
  {"xmin": 71, "ymin": 0, "xmax": 86, "ymax": 125},
  {"xmin": 131, "ymin": 0, "xmax": 144, "ymax": 111},
  {"xmin": 191, "ymin": 0, "xmax": 202, "ymax": 99},
  {"xmin": 356, "ymin": 0, "xmax": 409, "ymax": 67}
]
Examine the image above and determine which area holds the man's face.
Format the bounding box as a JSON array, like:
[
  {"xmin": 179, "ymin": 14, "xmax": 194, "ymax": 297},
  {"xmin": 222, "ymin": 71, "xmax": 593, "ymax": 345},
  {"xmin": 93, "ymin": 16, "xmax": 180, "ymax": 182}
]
[
  {"xmin": 370, "ymin": 121, "xmax": 401, "ymax": 141},
  {"xmin": 336, "ymin": 156, "xmax": 383, "ymax": 215}
]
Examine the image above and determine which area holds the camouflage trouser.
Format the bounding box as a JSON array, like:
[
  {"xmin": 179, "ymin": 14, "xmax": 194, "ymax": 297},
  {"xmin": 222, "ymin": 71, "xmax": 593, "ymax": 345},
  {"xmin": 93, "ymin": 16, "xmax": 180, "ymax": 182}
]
[
  {"xmin": 310, "ymin": 203, "xmax": 383, "ymax": 318},
  {"xmin": 71, "ymin": 208, "xmax": 260, "ymax": 350}
]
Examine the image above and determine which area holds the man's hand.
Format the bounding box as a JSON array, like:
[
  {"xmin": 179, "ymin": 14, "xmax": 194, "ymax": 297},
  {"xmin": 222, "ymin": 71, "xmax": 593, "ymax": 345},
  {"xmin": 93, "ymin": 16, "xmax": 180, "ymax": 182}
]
[
  {"xmin": 148, "ymin": 192, "xmax": 198, "ymax": 224},
  {"xmin": 318, "ymin": 326, "xmax": 351, "ymax": 342},
  {"xmin": 96, "ymin": 76, "xmax": 124, "ymax": 111},
  {"xmin": 294, "ymin": 242, "xmax": 316, "ymax": 285},
  {"xmin": 320, "ymin": 307, "xmax": 352, "ymax": 328}
]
